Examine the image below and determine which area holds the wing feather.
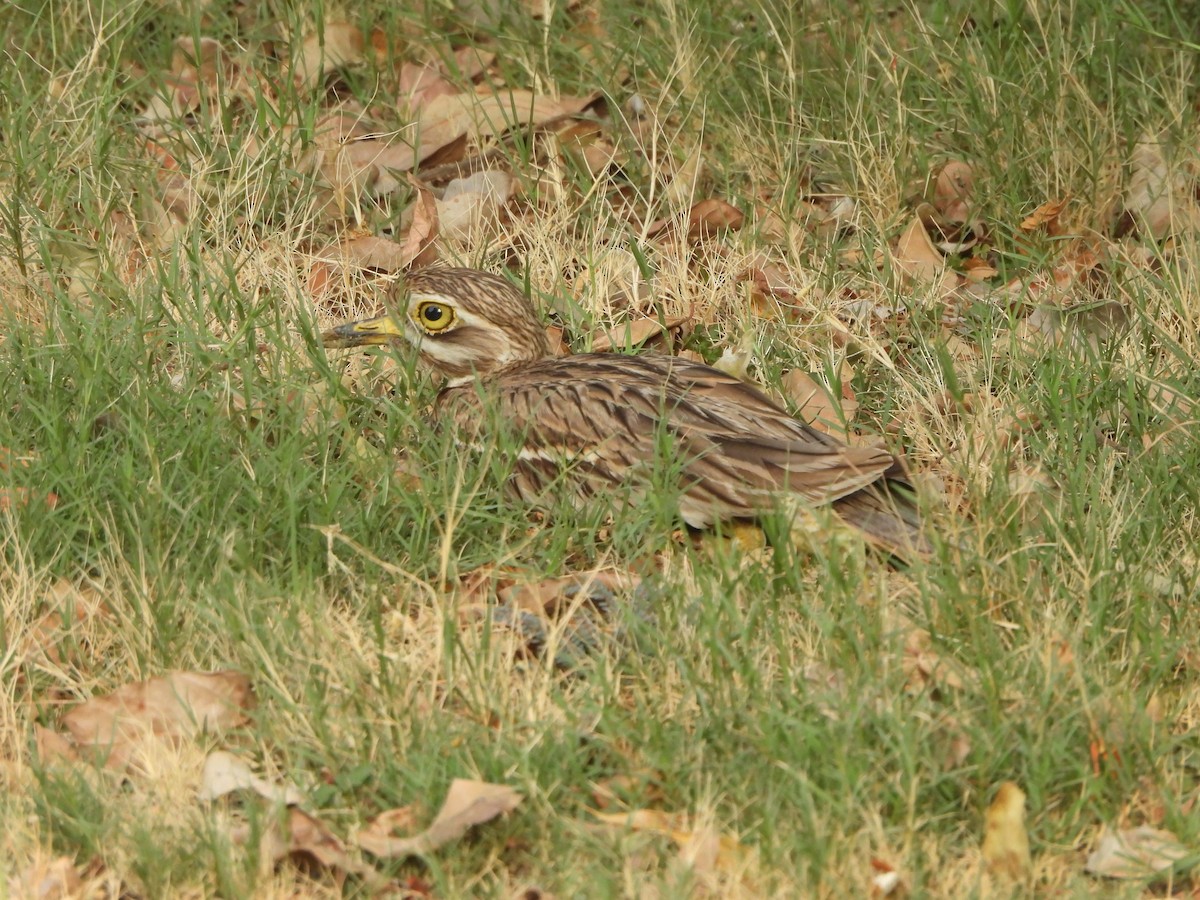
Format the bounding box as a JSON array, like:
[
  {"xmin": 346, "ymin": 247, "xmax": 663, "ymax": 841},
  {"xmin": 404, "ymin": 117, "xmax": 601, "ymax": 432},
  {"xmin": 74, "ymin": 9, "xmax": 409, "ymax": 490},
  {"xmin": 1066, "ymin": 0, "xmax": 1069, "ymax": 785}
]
[{"xmin": 437, "ymin": 353, "xmax": 899, "ymax": 526}]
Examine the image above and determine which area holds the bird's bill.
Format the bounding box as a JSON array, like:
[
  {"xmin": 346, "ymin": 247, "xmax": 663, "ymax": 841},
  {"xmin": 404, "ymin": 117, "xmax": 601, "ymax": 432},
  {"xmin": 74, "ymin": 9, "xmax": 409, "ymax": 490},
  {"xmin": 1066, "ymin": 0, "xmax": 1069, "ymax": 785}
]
[{"xmin": 321, "ymin": 314, "xmax": 405, "ymax": 349}]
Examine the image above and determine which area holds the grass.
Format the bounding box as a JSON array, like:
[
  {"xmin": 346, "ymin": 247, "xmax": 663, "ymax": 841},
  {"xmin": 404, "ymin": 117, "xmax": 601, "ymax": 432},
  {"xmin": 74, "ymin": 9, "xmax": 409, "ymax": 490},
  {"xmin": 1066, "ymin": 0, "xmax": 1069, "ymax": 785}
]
[{"xmin": 2, "ymin": 0, "xmax": 1199, "ymax": 896}]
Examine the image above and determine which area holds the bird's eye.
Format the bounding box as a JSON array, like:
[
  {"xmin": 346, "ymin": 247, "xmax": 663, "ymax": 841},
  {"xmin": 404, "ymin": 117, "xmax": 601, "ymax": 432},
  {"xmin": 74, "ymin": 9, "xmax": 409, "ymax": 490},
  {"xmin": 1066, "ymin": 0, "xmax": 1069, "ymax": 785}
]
[{"xmin": 415, "ymin": 301, "xmax": 455, "ymax": 333}]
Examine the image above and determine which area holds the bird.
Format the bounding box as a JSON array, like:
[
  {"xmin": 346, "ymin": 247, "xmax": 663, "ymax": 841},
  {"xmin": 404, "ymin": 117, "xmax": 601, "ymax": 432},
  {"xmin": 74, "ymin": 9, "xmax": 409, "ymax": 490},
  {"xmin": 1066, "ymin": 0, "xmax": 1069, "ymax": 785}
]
[{"xmin": 322, "ymin": 266, "xmax": 931, "ymax": 558}]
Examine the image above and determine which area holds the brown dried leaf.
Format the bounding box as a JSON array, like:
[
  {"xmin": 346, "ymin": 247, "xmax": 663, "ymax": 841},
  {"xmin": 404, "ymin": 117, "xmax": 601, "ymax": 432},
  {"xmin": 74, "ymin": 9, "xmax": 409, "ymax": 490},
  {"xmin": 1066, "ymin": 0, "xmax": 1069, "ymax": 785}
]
[
  {"xmin": 251, "ymin": 807, "xmax": 391, "ymax": 891},
  {"xmin": 356, "ymin": 779, "xmax": 522, "ymax": 858},
  {"xmin": 358, "ymin": 806, "xmax": 421, "ymax": 844},
  {"xmin": 590, "ymin": 315, "xmax": 691, "ymax": 353},
  {"xmin": 450, "ymin": 46, "xmax": 496, "ymax": 82},
  {"xmin": 1020, "ymin": 197, "xmax": 1069, "ymax": 234},
  {"xmin": 402, "ymin": 176, "xmax": 441, "ymax": 267},
  {"xmin": 199, "ymin": 751, "xmax": 304, "ymax": 805},
  {"xmin": 591, "ymin": 810, "xmax": 750, "ymax": 877},
  {"xmin": 33, "ymin": 725, "xmax": 80, "ymax": 766},
  {"xmin": 319, "ymin": 234, "xmax": 414, "ymax": 274},
  {"xmin": 170, "ymin": 36, "xmax": 230, "ymax": 93},
  {"xmin": 645, "ymin": 198, "xmax": 745, "ymax": 242},
  {"xmin": 292, "ymin": 22, "xmax": 365, "ymax": 90},
  {"xmin": 398, "ymin": 62, "xmax": 458, "ymax": 112},
  {"xmin": 436, "ymin": 169, "xmax": 514, "ymax": 239},
  {"xmin": 961, "ymin": 257, "xmax": 998, "ymax": 282},
  {"xmin": 902, "ymin": 628, "xmax": 966, "ymax": 694},
  {"xmin": 869, "ymin": 859, "xmax": 904, "ymax": 897},
  {"xmin": 496, "ymin": 569, "xmax": 640, "ymax": 615},
  {"xmin": 1122, "ymin": 137, "xmax": 1200, "ymax": 240},
  {"xmin": 5, "ymin": 855, "xmax": 82, "ymax": 900},
  {"xmin": 665, "ymin": 145, "xmax": 704, "ymax": 206},
  {"xmin": 893, "ymin": 216, "xmax": 945, "ymax": 282},
  {"xmin": 1085, "ymin": 826, "xmax": 1190, "ymax": 880},
  {"xmin": 981, "ymin": 782, "xmax": 1031, "ymax": 880},
  {"xmin": 685, "ymin": 198, "xmax": 745, "ymax": 239},
  {"xmin": 141, "ymin": 37, "xmax": 235, "ymax": 120},
  {"xmin": 60, "ymin": 670, "xmax": 254, "ymax": 771},
  {"xmin": 559, "ymin": 121, "xmax": 622, "ymax": 179},
  {"xmin": 23, "ymin": 580, "xmax": 110, "ymax": 665},
  {"xmin": 932, "ymin": 160, "xmax": 975, "ymax": 224},
  {"xmin": 742, "ymin": 254, "xmax": 797, "ymax": 300},
  {"xmin": 571, "ymin": 248, "xmax": 651, "ymax": 310},
  {"xmin": 414, "ymin": 89, "xmax": 597, "ymax": 164},
  {"xmin": 1007, "ymin": 465, "xmax": 1053, "ymax": 497},
  {"xmin": 544, "ymin": 324, "xmax": 569, "ymax": 356},
  {"xmin": 303, "ymin": 110, "xmax": 413, "ymax": 209},
  {"xmin": 0, "ymin": 488, "xmax": 59, "ymax": 512},
  {"xmin": 780, "ymin": 371, "xmax": 856, "ymax": 440}
]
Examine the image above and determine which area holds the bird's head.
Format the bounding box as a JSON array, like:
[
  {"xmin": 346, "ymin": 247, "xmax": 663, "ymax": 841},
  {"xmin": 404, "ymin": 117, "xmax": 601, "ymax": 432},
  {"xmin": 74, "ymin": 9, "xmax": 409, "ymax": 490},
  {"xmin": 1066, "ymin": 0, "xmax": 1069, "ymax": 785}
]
[{"xmin": 322, "ymin": 267, "xmax": 551, "ymax": 380}]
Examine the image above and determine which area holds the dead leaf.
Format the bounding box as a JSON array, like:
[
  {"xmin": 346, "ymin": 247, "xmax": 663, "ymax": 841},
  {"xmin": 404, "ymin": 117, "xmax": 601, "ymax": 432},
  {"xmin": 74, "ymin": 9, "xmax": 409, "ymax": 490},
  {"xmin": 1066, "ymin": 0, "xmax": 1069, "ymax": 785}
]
[
  {"xmin": 780, "ymin": 371, "xmax": 856, "ymax": 440},
  {"xmin": 244, "ymin": 807, "xmax": 392, "ymax": 891},
  {"xmin": 301, "ymin": 109, "xmax": 415, "ymax": 212},
  {"xmin": 688, "ymin": 198, "xmax": 745, "ymax": 235},
  {"xmin": 645, "ymin": 198, "xmax": 745, "ymax": 242},
  {"xmin": 316, "ymin": 233, "xmax": 414, "ymax": 275},
  {"xmin": 902, "ymin": 628, "xmax": 966, "ymax": 694},
  {"xmin": 591, "ymin": 809, "xmax": 751, "ymax": 877},
  {"xmin": 449, "ymin": 46, "xmax": 496, "ymax": 82},
  {"xmin": 59, "ymin": 670, "xmax": 254, "ymax": 771},
  {"xmin": 495, "ymin": 569, "xmax": 640, "ymax": 615},
  {"xmin": 398, "ymin": 61, "xmax": 458, "ymax": 112},
  {"xmin": 169, "ymin": 36, "xmax": 231, "ymax": 95},
  {"xmin": 1085, "ymin": 826, "xmax": 1191, "ymax": 880},
  {"xmin": 358, "ymin": 806, "xmax": 421, "ymax": 845},
  {"xmin": 136, "ymin": 36, "xmax": 236, "ymax": 121},
  {"xmin": 292, "ymin": 22, "xmax": 365, "ymax": 90},
  {"xmin": 590, "ymin": 315, "xmax": 691, "ymax": 352},
  {"xmin": 356, "ymin": 779, "xmax": 522, "ymax": 858},
  {"xmin": 981, "ymin": 782, "xmax": 1031, "ymax": 880},
  {"xmin": 401, "ymin": 176, "xmax": 441, "ymax": 267},
  {"xmin": 23, "ymin": 580, "xmax": 110, "ymax": 666},
  {"xmin": 1121, "ymin": 136, "xmax": 1200, "ymax": 240},
  {"xmin": 5, "ymin": 855, "xmax": 82, "ymax": 900},
  {"xmin": 559, "ymin": 121, "xmax": 622, "ymax": 179},
  {"xmin": 893, "ymin": 216, "xmax": 945, "ymax": 282},
  {"xmin": 33, "ymin": 725, "xmax": 80, "ymax": 766},
  {"xmin": 711, "ymin": 345, "xmax": 753, "ymax": 383},
  {"xmin": 869, "ymin": 858, "xmax": 904, "ymax": 897},
  {"xmin": 743, "ymin": 257, "xmax": 798, "ymax": 309},
  {"xmin": 1020, "ymin": 197, "xmax": 1069, "ymax": 234},
  {"xmin": 437, "ymin": 169, "xmax": 514, "ymax": 239},
  {"xmin": 544, "ymin": 324, "xmax": 569, "ymax": 356},
  {"xmin": 932, "ymin": 160, "xmax": 974, "ymax": 224},
  {"xmin": 961, "ymin": 256, "xmax": 998, "ymax": 282},
  {"xmin": 199, "ymin": 751, "xmax": 305, "ymax": 806},
  {"xmin": 413, "ymin": 89, "xmax": 598, "ymax": 164},
  {"xmin": 1007, "ymin": 465, "xmax": 1053, "ymax": 497},
  {"xmin": 571, "ymin": 247, "xmax": 652, "ymax": 309},
  {"xmin": 665, "ymin": 145, "xmax": 704, "ymax": 206}
]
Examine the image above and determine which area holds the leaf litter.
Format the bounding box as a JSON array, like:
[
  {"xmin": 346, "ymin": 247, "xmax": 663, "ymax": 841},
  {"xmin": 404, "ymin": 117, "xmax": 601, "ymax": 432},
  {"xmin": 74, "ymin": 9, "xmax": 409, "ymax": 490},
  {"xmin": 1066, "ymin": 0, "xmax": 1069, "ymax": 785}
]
[
  {"xmin": 15, "ymin": 3, "xmax": 1200, "ymax": 897},
  {"xmin": 356, "ymin": 779, "xmax": 523, "ymax": 859},
  {"xmin": 42, "ymin": 671, "xmax": 255, "ymax": 773}
]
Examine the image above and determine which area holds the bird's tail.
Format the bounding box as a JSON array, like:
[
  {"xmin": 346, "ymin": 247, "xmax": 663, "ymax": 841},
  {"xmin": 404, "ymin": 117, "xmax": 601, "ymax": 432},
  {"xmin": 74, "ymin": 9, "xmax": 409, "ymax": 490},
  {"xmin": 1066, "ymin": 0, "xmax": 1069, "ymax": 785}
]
[{"xmin": 832, "ymin": 480, "xmax": 933, "ymax": 561}]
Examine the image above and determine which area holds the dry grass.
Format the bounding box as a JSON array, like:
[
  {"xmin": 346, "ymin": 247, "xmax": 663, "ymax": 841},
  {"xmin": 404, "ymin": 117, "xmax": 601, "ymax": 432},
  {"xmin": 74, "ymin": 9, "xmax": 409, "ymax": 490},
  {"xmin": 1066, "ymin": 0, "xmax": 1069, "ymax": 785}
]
[{"xmin": 2, "ymin": 0, "xmax": 1199, "ymax": 896}]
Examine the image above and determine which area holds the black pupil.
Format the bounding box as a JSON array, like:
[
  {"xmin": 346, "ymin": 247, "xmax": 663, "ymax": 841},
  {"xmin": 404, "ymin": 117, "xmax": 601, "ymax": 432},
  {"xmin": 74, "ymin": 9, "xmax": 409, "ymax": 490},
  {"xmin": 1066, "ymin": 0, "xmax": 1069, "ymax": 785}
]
[{"xmin": 423, "ymin": 305, "xmax": 443, "ymax": 322}]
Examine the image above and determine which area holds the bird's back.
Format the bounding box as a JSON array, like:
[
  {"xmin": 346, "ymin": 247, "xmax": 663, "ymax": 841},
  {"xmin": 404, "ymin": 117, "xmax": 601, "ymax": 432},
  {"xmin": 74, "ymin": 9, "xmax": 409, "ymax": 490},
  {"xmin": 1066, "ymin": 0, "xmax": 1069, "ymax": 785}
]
[{"xmin": 436, "ymin": 352, "xmax": 928, "ymax": 555}]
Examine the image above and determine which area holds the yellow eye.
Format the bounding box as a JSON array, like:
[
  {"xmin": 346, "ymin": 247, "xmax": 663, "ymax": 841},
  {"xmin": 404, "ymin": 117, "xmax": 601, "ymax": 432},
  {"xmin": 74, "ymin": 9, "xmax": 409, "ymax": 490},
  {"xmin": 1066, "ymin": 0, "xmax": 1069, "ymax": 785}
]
[{"xmin": 414, "ymin": 300, "xmax": 455, "ymax": 333}]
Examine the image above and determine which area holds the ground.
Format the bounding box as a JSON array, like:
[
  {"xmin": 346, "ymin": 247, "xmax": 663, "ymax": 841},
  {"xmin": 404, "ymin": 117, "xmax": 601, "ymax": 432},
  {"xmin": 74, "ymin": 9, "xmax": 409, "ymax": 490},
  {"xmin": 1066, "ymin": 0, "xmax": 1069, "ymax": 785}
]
[{"xmin": 1, "ymin": 1, "xmax": 1198, "ymax": 897}]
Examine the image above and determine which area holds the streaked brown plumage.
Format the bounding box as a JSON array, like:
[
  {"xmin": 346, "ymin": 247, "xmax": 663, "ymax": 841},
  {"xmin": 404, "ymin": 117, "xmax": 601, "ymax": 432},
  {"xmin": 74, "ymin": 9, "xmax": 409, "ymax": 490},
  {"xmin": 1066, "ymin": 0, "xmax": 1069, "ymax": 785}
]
[{"xmin": 323, "ymin": 267, "xmax": 930, "ymax": 557}]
